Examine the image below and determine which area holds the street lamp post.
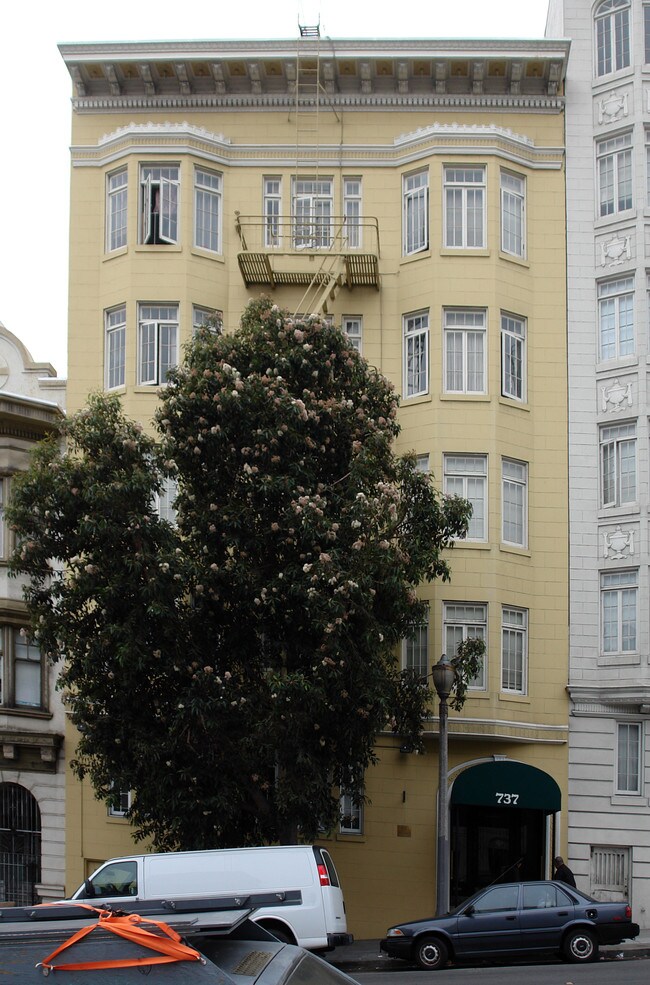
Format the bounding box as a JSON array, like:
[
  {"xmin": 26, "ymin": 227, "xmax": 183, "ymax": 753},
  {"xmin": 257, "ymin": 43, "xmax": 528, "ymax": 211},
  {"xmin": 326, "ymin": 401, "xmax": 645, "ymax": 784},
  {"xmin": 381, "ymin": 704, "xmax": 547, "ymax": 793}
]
[{"xmin": 432, "ymin": 653, "xmax": 455, "ymax": 917}]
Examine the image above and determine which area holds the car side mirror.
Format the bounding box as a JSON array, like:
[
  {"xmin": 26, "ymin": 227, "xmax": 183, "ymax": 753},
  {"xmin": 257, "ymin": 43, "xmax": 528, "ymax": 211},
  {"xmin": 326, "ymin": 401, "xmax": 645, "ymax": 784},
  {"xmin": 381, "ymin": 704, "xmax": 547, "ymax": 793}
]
[
  {"xmin": 83, "ymin": 879, "xmax": 94, "ymax": 898},
  {"xmin": 463, "ymin": 904, "xmax": 475, "ymax": 916}
]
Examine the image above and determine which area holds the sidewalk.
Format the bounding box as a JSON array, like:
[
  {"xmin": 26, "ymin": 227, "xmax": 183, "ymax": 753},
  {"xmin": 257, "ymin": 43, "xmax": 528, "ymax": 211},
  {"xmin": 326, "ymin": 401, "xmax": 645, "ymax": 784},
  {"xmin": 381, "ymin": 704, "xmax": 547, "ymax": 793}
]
[{"xmin": 325, "ymin": 932, "xmax": 650, "ymax": 973}]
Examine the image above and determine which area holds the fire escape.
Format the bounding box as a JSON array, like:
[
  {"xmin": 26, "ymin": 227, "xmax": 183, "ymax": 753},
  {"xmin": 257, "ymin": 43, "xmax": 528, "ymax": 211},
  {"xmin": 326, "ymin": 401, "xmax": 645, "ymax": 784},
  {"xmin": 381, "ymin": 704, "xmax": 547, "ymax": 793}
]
[{"xmin": 236, "ymin": 20, "xmax": 380, "ymax": 315}]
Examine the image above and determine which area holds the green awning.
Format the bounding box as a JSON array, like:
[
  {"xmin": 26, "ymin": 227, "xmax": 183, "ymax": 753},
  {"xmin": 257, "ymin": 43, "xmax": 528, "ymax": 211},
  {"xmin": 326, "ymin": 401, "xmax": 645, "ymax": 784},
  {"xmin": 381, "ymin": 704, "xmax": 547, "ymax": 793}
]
[{"xmin": 450, "ymin": 761, "xmax": 561, "ymax": 814}]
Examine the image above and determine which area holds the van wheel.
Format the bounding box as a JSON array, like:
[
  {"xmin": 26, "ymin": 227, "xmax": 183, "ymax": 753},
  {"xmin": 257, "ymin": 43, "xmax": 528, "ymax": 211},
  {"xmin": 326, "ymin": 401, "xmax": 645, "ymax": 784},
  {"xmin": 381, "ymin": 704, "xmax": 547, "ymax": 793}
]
[
  {"xmin": 262, "ymin": 924, "xmax": 295, "ymax": 945},
  {"xmin": 415, "ymin": 936, "xmax": 448, "ymax": 970}
]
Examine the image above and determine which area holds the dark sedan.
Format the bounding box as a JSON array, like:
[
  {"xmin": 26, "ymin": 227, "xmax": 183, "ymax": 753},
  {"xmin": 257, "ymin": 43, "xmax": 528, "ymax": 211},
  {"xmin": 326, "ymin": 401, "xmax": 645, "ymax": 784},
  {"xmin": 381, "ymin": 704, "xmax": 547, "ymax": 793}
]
[{"xmin": 380, "ymin": 880, "xmax": 640, "ymax": 970}]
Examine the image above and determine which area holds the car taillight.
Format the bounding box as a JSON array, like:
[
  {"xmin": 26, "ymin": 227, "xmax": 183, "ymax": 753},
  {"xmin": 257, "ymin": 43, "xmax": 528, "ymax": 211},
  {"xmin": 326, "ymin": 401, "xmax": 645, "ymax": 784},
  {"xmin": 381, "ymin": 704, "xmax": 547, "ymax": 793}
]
[
  {"xmin": 626, "ymin": 905, "xmax": 632, "ymax": 918},
  {"xmin": 317, "ymin": 863, "xmax": 330, "ymax": 886}
]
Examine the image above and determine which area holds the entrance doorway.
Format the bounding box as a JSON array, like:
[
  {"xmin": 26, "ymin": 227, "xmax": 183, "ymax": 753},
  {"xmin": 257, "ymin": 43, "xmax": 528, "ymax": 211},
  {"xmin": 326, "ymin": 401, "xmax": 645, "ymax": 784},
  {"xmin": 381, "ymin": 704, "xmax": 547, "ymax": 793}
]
[{"xmin": 0, "ymin": 782, "xmax": 42, "ymax": 905}]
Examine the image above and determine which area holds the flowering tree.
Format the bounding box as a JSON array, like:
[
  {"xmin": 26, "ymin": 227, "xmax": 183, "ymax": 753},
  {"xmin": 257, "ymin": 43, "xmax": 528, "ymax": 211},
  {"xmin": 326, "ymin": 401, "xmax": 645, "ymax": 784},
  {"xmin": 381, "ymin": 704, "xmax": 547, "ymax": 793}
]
[{"xmin": 9, "ymin": 300, "xmax": 478, "ymax": 850}]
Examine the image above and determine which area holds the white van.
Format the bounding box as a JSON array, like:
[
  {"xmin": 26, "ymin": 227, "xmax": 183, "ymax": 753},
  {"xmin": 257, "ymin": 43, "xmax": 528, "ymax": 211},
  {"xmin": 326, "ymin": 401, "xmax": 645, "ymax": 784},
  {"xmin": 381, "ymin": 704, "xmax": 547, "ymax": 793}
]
[{"xmin": 68, "ymin": 844, "xmax": 353, "ymax": 951}]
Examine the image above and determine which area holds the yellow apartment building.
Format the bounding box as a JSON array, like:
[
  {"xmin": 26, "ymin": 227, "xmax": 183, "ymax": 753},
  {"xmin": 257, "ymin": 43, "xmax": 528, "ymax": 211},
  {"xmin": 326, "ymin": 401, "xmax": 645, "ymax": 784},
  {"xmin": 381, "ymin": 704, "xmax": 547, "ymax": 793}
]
[{"xmin": 59, "ymin": 33, "xmax": 570, "ymax": 938}]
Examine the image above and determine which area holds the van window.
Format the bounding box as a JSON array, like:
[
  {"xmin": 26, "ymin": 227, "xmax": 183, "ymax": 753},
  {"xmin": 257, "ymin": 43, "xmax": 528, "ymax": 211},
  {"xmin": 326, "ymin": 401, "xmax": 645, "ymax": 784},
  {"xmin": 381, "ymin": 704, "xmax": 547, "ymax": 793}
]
[
  {"xmin": 318, "ymin": 849, "xmax": 340, "ymax": 889},
  {"xmin": 86, "ymin": 860, "xmax": 138, "ymax": 897}
]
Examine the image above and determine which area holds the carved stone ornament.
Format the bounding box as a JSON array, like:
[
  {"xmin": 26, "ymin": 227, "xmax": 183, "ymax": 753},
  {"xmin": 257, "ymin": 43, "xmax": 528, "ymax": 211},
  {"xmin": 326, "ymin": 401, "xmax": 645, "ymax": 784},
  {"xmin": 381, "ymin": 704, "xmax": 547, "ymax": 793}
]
[
  {"xmin": 603, "ymin": 525, "xmax": 634, "ymax": 559},
  {"xmin": 598, "ymin": 90, "xmax": 628, "ymax": 124},
  {"xmin": 602, "ymin": 378, "xmax": 632, "ymax": 412},
  {"xmin": 600, "ymin": 233, "xmax": 631, "ymax": 267}
]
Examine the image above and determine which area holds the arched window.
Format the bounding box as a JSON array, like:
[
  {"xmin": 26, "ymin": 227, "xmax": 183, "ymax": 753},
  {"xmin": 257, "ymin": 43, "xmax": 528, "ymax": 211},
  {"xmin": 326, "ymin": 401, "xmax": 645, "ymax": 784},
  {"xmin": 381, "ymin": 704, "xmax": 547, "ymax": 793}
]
[
  {"xmin": 0, "ymin": 783, "xmax": 41, "ymax": 905},
  {"xmin": 595, "ymin": 0, "xmax": 631, "ymax": 77}
]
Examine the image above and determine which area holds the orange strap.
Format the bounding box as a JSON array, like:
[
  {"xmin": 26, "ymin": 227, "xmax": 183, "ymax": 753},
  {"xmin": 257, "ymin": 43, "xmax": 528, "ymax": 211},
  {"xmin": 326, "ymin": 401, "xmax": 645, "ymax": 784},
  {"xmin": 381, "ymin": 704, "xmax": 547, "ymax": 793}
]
[{"xmin": 37, "ymin": 909, "xmax": 204, "ymax": 973}]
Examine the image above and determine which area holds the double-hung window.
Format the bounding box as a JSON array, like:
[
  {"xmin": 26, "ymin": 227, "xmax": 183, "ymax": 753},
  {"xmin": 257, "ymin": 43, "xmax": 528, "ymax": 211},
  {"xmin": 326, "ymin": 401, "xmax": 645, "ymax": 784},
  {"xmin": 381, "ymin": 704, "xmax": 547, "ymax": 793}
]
[
  {"xmin": 597, "ymin": 133, "xmax": 632, "ymax": 217},
  {"xmin": 403, "ymin": 311, "xmax": 429, "ymax": 398},
  {"xmin": 600, "ymin": 422, "xmax": 636, "ymax": 507},
  {"xmin": 0, "ymin": 628, "xmax": 44, "ymax": 710},
  {"xmin": 444, "ymin": 167, "xmax": 486, "ymax": 249},
  {"xmin": 264, "ymin": 178, "xmax": 282, "ymax": 247},
  {"xmin": 194, "ymin": 168, "xmax": 221, "ymax": 253},
  {"xmin": 339, "ymin": 790, "xmax": 363, "ymax": 834},
  {"xmin": 140, "ymin": 166, "xmax": 179, "ymax": 244},
  {"xmin": 443, "ymin": 454, "xmax": 487, "ymax": 541},
  {"xmin": 444, "ymin": 602, "xmax": 487, "ymax": 689},
  {"xmin": 106, "ymin": 169, "xmax": 128, "ymax": 252},
  {"xmin": 154, "ymin": 476, "xmax": 178, "ymax": 527},
  {"xmin": 500, "ymin": 171, "xmax": 525, "ymax": 257},
  {"xmin": 403, "ymin": 171, "xmax": 428, "ymax": 255},
  {"xmin": 444, "ymin": 309, "xmax": 486, "ymax": 394},
  {"xmin": 105, "ymin": 305, "xmax": 126, "ymax": 390},
  {"xmin": 342, "ymin": 316, "xmax": 362, "ymax": 353},
  {"xmin": 502, "ymin": 459, "xmax": 528, "ymax": 548},
  {"xmin": 598, "ymin": 277, "xmax": 634, "ymax": 360},
  {"xmin": 343, "ymin": 178, "xmax": 362, "ymax": 249},
  {"xmin": 595, "ymin": 0, "xmax": 631, "ymax": 77},
  {"xmin": 292, "ymin": 179, "xmax": 333, "ymax": 248},
  {"xmin": 501, "ymin": 607, "xmax": 527, "ymax": 694},
  {"xmin": 138, "ymin": 304, "xmax": 178, "ymax": 386},
  {"xmin": 501, "ymin": 313, "xmax": 526, "ymax": 401},
  {"xmin": 616, "ymin": 722, "xmax": 642, "ymax": 793},
  {"xmin": 402, "ymin": 613, "xmax": 429, "ymax": 679},
  {"xmin": 601, "ymin": 569, "xmax": 637, "ymax": 654}
]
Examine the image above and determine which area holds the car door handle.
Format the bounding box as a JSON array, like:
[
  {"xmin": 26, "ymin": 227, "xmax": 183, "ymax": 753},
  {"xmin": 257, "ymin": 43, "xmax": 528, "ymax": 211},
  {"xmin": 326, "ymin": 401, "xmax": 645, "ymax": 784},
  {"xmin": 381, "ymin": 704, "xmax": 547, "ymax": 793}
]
[
  {"xmin": 505, "ymin": 915, "xmax": 517, "ymax": 921},
  {"xmin": 558, "ymin": 911, "xmax": 568, "ymax": 916}
]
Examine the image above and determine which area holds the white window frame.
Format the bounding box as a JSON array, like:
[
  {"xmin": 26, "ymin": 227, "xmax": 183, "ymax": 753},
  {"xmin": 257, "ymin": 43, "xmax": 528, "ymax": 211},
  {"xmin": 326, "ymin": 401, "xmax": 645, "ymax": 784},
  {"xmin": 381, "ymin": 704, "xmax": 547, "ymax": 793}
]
[
  {"xmin": 500, "ymin": 171, "xmax": 525, "ymax": 258},
  {"xmin": 591, "ymin": 845, "xmax": 629, "ymax": 895},
  {"xmin": 645, "ymin": 4, "xmax": 650, "ymax": 64},
  {"xmin": 597, "ymin": 133, "xmax": 632, "ymax": 218},
  {"xmin": 598, "ymin": 277, "xmax": 634, "ymax": 360},
  {"xmin": 501, "ymin": 313, "xmax": 526, "ymax": 402},
  {"xmin": 339, "ymin": 791, "xmax": 363, "ymax": 834},
  {"xmin": 343, "ymin": 178, "xmax": 362, "ymax": 249},
  {"xmin": 154, "ymin": 476, "xmax": 178, "ymax": 527},
  {"xmin": 194, "ymin": 167, "xmax": 222, "ymax": 253},
  {"xmin": 0, "ymin": 627, "xmax": 44, "ymax": 710},
  {"xmin": 415, "ymin": 454, "xmax": 430, "ymax": 473},
  {"xmin": 137, "ymin": 304, "xmax": 179, "ymax": 386},
  {"xmin": 192, "ymin": 305, "xmax": 222, "ymax": 335},
  {"xmin": 443, "ymin": 454, "xmax": 487, "ymax": 541},
  {"xmin": 444, "ymin": 309, "xmax": 487, "ymax": 394},
  {"xmin": 0, "ymin": 476, "xmax": 7, "ymax": 561},
  {"xmin": 403, "ymin": 311, "xmax": 429, "ymax": 398},
  {"xmin": 599, "ymin": 421, "xmax": 636, "ymax": 508},
  {"xmin": 444, "ymin": 166, "xmax": 486, "ymax": 249},
  {"xmin": 292, "ymin": 178, "xmax": 333, "ymax": 248},
  {"xmin": 139, "ymin": 165, "xmax": 179, "ymax": 245},
  {"xmin": 501, "ymin": 607, "xmax": 527, "ymax": 694},
  {"xmin": 595, "ymin": 0, "xmax": 631, "ymax": 78},
  {"xmin": 108, "ymin": 787, "xmax": 133, "ymax": 818},
  {"xmin": 264, "ymin": 177, "xmax": 282, "ymax": 247},
  {"xmin": 342, "ymin": 315, "xmax": 362, "ymax": 354},
  {"xmin": 502, "ymin": 458, "xmax": 528, "ymax": 548},
  {"xmin": 402, "ymin": 612, "xmax": 429, "ymax": 678},
  {"xmin": 443, "ymin": 602, "xmax": 487, "ymax": 690},
  {"xmin": 601, "ymin": 569, "xmax": 637, "ymax": 654},
  {"xmin": 105, "ymin": 305, "xmax": 126, "ymax": 391},
  {"xmin": 403, "ymin": 170, "xmax": 429, "ymax": 256},
  {"xmin": 616, "ymin": 722, "xmax": 642, "ymax": 794},
  {"xmin": 106, "ymin": 168, "xmax": 128, "ymax": 252}
]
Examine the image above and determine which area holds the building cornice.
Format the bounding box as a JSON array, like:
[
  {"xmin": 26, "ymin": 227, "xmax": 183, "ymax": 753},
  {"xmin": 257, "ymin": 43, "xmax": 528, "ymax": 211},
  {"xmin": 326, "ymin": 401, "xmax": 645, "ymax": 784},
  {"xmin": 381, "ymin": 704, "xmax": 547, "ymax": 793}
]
[{"xmin": 569, "ymin": 683, "xmax": 650, "ymax": 716}]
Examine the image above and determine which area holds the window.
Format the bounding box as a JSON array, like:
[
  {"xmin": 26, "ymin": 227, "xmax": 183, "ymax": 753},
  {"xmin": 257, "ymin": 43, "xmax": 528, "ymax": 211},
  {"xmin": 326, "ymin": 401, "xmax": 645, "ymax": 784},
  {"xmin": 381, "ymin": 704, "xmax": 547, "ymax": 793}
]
[
  {"xmin": 108, "ymin": 786, "xmax": 132, "ymax": 818},
  {"xmin": 600, "ymin": 422, "xmax": 636, "ymax": 507},
  {"xmin": 105, "ymin": 305, "xmax": 126, "ymax": 390},
  {"xmin": 403, "ymin": 311, "xmax": 429, "ymax": 397},
  {"xmin": 343, "ymin": 178, "xmax": 362, "ymax": 249},
  {"xmin": 342, "ymin": 316, "xmax": 362, "ymax": 353},
  {"xmin": 595, "ymin": 0, "xmax": 630, "ymax": 77},
  {"xmin": 292, "ymin": 178, "xmax": 333, "ymax": 248},
  {"xmin": 155, "ymin": 476, "xmax": 178, "ymax": 527},
  {"xmin": 501, "ymin": 607, "xmax": 527, "ymax": 694},
  {"xmin": 617, "ymin": 722, "xmax": 641, "ymax": 793},
  {"xmin": 194, "ymin": 168, "xmax": 221, "ymax": 253},
  {"xmin": 0, "ymin": 628, "xmax": 44, "ymax": 709},
  {"xmin": 501, "ymin": 313, "xmax": 526, "ymax": 401},
  {"xmin": 502, "ymin": 459, "xmax": 528, "ymax": 548},
  {"xmin": 601, "ymin": 569, "xmax": 637, "ymax": 653},
  {"xmin": 646, "ymin": 5, "xmax": 650, "ymax": 63},
  {"xmin": 139, "ymin": 166, "xmax": 179, "ymax": 244},
  {"xmin": 0, "ymin": 476, "xmax": 9, "ymax": 560},
  {"xmin": 443, "ymin": 455, "xmax": 487, "ymax": 540},
  {"xmin": 598, "ymin": 277, "xmax": 634, "ymax": 360},
  {"xmin": 500, "ymin": 171, "xmax": 525, "ymax": 257},
  {"xmin": 339, "ymin": 791, "xmax": 363, "ymax": 834},
  {"xmin": 403, "ymin": 613, "xmax": 429, "ymax": 678},
  {"xmin": 193, "ymin": 305, "xmax": 222, "ymax": 334},
  {"xmin": 522, "ymin": 884, "xmax": 572, "ymax": 909},
  {"xmin": 591, "ymin": 846, "xmax": 629, "ymax": 895},
  {"xmin": 597, "ymin": 133, "xmax": 632, "ymax": 217},
  {"xmin": 403, "ymin": 170, "xmax": 429, "ymax": 255},
  {"xmin": 444, "ymin": 309, "xmax": 486, "ymax": 394},
  {"xmin": 138, "ymin": 304, "xmax": 178, "ymax": 386},
  {"xmin": 264, "ymin": 178, "xmax": 282, "ymax": 247},
  {"xmin": 473, "ymin": 885, "xmax": 518, "ymax": 913},
  {"xmin": 84, "ymin": 860, "xmax": 138, "ymax": 898},
  {"xmin": 106, "ymin": 169, "xmax": 128, "ymax": 252},
  {"xmin": 415, "ymin": 454, "xmax": 430, "ymax": 473},
  {"xmin": 444, "ymin": 167, "xmax": 486, "ymax": 249},
  {"xmin": 444, "ymin": 603, "xmax": 487, "ymax": 689}
]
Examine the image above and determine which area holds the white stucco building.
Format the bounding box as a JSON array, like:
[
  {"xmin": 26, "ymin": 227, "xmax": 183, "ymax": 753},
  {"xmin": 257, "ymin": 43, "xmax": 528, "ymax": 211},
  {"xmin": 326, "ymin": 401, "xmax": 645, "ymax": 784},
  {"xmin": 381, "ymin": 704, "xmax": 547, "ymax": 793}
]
[{"xmin": 548, "ymin": 0, "xmax": 650, "ymax": 926}]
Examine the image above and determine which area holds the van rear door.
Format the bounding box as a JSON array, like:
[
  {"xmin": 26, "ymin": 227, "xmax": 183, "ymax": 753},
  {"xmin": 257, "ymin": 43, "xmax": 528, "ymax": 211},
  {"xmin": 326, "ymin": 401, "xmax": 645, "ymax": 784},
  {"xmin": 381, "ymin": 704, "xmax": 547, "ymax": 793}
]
[{"xmin": 313, "ymin": 847, "xmax": 353, "ymax": 945}]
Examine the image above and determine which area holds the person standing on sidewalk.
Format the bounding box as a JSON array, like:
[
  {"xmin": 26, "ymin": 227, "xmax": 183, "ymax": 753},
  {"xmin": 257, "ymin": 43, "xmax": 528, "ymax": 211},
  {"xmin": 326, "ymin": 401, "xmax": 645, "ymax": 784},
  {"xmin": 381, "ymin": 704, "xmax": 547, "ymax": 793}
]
[{"xmin": 553, "ymin": 856, "xmax": 576, "ymax": 887}]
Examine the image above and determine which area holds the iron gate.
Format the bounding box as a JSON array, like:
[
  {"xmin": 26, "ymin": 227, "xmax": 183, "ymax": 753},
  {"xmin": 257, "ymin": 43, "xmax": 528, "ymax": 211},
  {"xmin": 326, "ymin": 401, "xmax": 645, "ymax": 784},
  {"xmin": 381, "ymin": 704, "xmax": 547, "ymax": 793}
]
[{"xmin": 0, "ymin": 782, "xmax": 41, "ymax": 905}]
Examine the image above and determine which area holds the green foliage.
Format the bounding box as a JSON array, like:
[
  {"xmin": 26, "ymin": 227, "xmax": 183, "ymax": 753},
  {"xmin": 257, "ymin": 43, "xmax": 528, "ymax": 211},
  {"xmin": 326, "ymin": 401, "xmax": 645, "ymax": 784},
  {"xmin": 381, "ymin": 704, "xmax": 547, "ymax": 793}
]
[
  {"xmin": 9, "ymin": 300, "xmax": 473, "ymax": 850},
  {"xmin": 449, "ymin": 637, "xmax": 487, "ymax": 712}
]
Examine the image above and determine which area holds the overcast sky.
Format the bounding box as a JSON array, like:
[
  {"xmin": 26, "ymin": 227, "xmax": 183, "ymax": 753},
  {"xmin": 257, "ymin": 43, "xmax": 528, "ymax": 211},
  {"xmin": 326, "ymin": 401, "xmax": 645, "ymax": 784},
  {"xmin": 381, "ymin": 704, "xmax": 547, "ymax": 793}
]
[{"xmin": 0, "ymin": 0, "xmax": 552, "ymax": 378}]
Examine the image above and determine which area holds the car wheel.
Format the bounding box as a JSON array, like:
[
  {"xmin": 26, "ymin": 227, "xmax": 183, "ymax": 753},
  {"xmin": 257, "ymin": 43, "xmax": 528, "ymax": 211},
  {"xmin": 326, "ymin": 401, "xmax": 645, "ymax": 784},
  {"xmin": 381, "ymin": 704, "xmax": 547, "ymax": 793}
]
[
  {"xmin": 415, "ymin": 936, "xmax": 449, "ymax": 971},
  {"xmin": 563, "ymin": 928, "xmax": 598, "ymax": 963}
]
